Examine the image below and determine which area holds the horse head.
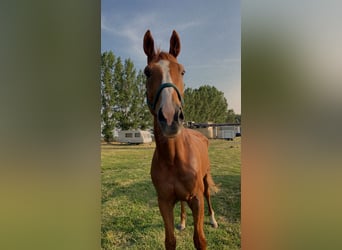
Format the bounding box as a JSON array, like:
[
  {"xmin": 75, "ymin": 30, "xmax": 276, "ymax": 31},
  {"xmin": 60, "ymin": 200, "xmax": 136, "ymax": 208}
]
[{"xmin": 143, "ymin": 30, "xmax": 185, "ymax": 137}]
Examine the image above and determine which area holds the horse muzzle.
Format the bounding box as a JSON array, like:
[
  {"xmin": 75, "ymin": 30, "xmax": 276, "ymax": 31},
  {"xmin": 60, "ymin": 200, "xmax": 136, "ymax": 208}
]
[{"xmin": 157, "ymin": 106, "xmax": 184, "ymax": 137}]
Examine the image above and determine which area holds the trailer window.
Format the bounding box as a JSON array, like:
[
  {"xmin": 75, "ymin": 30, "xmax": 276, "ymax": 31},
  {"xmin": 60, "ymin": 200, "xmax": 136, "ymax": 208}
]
[
  {"xmin": 135, "ymin": 133, "xmax": 140, "ymax": 137},
  {"xmin": 125, "ymin": 133, "xmax": 133, "ymax": 138}
]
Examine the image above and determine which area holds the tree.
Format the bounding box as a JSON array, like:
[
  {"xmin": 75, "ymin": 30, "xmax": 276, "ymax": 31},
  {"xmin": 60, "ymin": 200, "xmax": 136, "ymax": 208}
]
[
  {"xmin": 235, "ymin": 114, "xmax": 241, "ymax": 124},
  {"xmin": 226, "ymin": 109, "xmax": 236, "ymax": 123},
  {"xmin": 134, "ymin": 69, "xmax": 153, "ymax": 129},
  {"xmin": 112, "ymin": 58, "xmax": 153, "ymax": 130},
  {"xmin": 101, "ymin": 51, "xmax": 116, "ymax": 142},
  {"xmin": 226, "ymin": 109, "xmax": 241, "ymax": 124},
  {"xmin": 184, "ymin": 85, "xmax": 228, "ymax": 123},
  {"xmin": 101, "ymin": 51, "xmax": 153, "ymax": 134},
  {"xmin": 114, "ymin": 58, "xmax": 137, "ymax": 130}
]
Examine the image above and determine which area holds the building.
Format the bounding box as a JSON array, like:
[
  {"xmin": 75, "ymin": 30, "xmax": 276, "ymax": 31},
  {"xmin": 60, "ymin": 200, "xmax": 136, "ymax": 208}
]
[{"xmin": 187, "ymin": 122, "xmax": 241, "ymax": 140}]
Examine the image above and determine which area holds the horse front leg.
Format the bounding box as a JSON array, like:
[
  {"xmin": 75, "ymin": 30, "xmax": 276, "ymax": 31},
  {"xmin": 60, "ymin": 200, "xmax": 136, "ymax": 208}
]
[
  {"xmin": 204, "ymin": 175, "xmax": 218, "ymax": 228},
  {"xmin": 177, "ymin": 201, "xmax": 186, "ymax": 231},
  {"xmin": 158, "ymin": 198, "xmax": 176, "ymax": 250},
  {"xmin": 188, "ymin": 194, "xmax": 207, "ymax": 250}
]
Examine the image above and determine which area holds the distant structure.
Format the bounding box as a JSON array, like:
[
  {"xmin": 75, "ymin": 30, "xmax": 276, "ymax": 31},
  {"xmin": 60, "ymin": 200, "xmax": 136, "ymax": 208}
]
[
  {"xmin": 187, "ymin": 122, "xmax": 241, "ymax": 140},
  {"xmin": 117, "ymin": 129, "xmax": 152, "ymax": 144}
]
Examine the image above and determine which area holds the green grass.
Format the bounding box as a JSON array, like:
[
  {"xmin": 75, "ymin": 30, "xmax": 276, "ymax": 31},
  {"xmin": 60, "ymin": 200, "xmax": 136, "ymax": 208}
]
[{"xmin": 101, "ymin": 138, "xmax": 241, "ymax": 249}]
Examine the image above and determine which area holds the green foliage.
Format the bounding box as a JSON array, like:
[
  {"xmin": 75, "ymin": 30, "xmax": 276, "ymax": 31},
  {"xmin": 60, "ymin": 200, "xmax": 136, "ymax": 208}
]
[
  {"xmin": 101, "ymin": 51, "xmax": 116, "ymax": 142},
  {"xmin": 101, "ymin": 51, "xmax": 152, "ymax": 137},
  {"xmin": 135, "ymin": 70, "xmax": 152, "ymax": 130},
  {"xmin": 227, "ymin": 109, "xmax": 241, "ymax": 124},
  {"xmin": 101, "ymin": 139, "xmax": 241, "ymax": 249},
  {"xmin": 114, "ymin": 58, "xmax": 137, "ymax": 130},
  {"xmin": 184, "ymin": 85, "xmax": 229, "ymax": 123}
]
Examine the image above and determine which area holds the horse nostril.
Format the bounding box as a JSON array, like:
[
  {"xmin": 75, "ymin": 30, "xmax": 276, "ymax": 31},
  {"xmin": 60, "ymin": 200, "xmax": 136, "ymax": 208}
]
[
  {"xmin": 174, "ymin": 107, "xmax": 184, "ymax": 123},
  {"xmin": 158, "ymin": 108, "xmax": 166, "ymax": 123},
  {"xmin": 178, "ymin": 109, "xmax": 184, "ymax": 122}
]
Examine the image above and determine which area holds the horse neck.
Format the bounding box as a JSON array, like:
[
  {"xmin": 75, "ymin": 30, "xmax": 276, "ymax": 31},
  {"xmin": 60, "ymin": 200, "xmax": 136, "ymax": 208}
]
[{"xmin": 153, "ymin": 118, "xmax": 185, "ymax": 163}]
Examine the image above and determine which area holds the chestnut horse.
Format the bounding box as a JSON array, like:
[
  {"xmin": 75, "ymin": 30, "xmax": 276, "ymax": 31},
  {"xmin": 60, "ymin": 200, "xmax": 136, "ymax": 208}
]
[{"xmin": 143, "ymin": 30, "xmax": 218, "ymax": 250}]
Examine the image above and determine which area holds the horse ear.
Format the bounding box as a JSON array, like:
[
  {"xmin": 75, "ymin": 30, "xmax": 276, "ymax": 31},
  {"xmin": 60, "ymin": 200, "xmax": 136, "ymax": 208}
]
[
  {"xmin": 169, "ymin": 30, "xmax": 181, "ymax": 58},
  {"xmin": 143, "ymin": 30, "xmax": 155, "ymax": 63}
]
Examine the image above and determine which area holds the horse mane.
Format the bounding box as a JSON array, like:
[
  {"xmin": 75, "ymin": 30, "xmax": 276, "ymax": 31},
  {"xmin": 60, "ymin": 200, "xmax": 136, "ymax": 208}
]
[{"xmin": 154, "ymin": 49, "xmax": 178, "ymax": 63}]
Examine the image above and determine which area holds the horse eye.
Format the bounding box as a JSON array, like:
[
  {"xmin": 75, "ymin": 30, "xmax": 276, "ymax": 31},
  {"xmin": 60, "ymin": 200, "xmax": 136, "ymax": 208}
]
[
  {"xmin": 179, "ymin": 64, "xmax": 186, "ymax": 76},
  {"xmin": 144, "ymin": 66, "xmax": 152, "ymax": 78}
]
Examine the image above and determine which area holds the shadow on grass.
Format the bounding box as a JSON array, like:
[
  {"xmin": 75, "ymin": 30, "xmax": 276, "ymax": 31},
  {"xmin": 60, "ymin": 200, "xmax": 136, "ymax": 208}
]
[
  {"xmin": 102, "ymin": 173, "xmax": 241, "ymax": 224},
  {"xmin": 102, "ymin": 173, "xmax": 241, "ymax": 249},
  {"xmin": 212, "ymin": 174, "xmax": 241, "ymax": 222},
  {"xmin": 102, "ymin": 178, "xmax": 156, "ymax": 204}
]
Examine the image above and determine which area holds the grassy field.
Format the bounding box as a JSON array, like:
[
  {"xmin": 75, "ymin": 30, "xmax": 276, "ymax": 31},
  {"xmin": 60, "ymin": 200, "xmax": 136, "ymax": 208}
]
[{"xmin": 101, "ymin": 138, "xmax": 241, "ymax": 249}]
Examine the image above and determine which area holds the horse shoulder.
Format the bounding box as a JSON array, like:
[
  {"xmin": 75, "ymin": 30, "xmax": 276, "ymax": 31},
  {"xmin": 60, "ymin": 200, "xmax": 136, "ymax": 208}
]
[
  {"xmin": 183, "ymin": 128, "xmax": 210, "ymax": 175},
  {"xmin": 184, "ymin": 128, "xmax": 209, "ymax": 148}
]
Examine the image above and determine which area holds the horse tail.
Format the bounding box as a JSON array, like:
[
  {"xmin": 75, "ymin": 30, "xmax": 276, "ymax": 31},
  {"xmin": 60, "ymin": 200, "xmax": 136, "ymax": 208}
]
[{"xmin": 206, "ymin": 172, "xmax": 220, "ymax": 194}]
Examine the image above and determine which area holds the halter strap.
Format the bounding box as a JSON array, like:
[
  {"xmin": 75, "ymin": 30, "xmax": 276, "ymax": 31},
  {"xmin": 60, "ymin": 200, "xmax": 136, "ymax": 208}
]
[{"xmin": 146, "ymin": 83, "xmax": 184, "ymax": 111}]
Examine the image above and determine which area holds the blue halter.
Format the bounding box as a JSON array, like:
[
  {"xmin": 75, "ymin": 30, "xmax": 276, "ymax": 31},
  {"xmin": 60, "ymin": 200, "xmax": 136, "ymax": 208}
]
[{"xmin": 146, "ymin": 83, "xmax": 184, "ymax": 111}]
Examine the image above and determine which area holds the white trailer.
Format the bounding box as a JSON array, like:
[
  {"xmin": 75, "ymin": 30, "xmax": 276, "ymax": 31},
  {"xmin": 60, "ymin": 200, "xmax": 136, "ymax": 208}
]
[
  {"xmin": 217, "ymin": 126, "xmax": 236, "ymax": 140},
  {"xmin": 117, "ymin": 130, "xmax": 152, "ymax": 144}
]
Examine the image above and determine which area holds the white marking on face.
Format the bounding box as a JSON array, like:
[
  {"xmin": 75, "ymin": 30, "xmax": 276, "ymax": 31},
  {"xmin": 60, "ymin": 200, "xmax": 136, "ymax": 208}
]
[
  {"xmin": 158, "ymin": 60, "xmax": 172, "ymax": 83},
  {"xmin": 157, "ymin": 60, "xmax": 175, "ymax": 126}
]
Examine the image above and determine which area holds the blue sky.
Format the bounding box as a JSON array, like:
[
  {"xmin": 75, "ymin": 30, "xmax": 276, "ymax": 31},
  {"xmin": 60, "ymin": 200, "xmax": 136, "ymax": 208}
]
[{"xmin": 101, "ymin": 0, "xmax": 241, "ymax": 113}]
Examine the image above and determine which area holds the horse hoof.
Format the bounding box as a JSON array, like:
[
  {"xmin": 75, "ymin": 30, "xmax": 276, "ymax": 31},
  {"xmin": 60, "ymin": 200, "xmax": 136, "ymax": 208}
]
[
  {"xmin": 211, "ymin": 222, "xmax": 218, "ymax": 228},
  {"xmin": 177, "ymin": 224, "xmax": 186, "ymax": 231}
]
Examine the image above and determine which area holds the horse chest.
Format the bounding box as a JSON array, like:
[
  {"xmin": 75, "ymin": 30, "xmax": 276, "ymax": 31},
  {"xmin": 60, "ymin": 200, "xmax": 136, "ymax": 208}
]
[
  {"xmin": 151, "ymin": 161, "xmax": 199, "ymax": 201},
  {"xmin": 174, "ymin": 176, "xmax": 197, "ymax": 200}
]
